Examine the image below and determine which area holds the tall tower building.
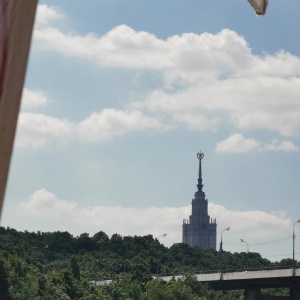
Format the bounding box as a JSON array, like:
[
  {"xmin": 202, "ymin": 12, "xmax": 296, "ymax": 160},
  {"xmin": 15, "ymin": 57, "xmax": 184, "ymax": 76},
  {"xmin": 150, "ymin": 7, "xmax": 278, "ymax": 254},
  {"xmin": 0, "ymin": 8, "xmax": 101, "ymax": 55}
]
[{"xmin": 182, "ymin": 151, "xmax": 217, "ymax": 249}]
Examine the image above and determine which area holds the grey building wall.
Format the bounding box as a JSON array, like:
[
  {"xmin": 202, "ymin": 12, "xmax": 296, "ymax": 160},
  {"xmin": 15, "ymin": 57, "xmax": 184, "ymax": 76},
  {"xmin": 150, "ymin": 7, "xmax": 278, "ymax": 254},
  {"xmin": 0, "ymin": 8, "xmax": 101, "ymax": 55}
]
[{"xmin": 182, "ymin": 152, "xmax": 217, "ymax": 250}]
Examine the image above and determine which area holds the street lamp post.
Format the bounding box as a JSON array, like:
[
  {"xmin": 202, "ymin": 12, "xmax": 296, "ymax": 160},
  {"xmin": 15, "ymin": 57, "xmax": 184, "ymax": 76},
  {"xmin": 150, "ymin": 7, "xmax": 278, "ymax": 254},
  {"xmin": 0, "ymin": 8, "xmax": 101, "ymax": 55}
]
[
  {"xmin": 241, "ymin": 239, "xmax": 249, "ymax": 267},
  {"xmin": 219, "ymin": 227, "xmax": 230, "ymax": 275},
  {"xmin": 156, "ymin": 234, "xmax": 167, "ymax": 279},
  {"xmin": 241, "ymin": 239, "xmax": 249, "ymax": 253},
  {"xmin": 293, "ymin": 219, "xmax": 300, "ymax": 264},
  {"xmin": 219, "ymin": 227, "xmax": 230, "ymax": 252}
]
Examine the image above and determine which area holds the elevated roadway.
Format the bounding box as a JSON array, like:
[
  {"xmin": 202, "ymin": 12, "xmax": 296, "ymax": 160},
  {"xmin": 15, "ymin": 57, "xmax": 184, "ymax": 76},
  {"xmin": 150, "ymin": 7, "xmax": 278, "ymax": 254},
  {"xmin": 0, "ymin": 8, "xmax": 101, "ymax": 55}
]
[
  {"xmin": 162, "ymin": 267, "xmax": 300, "ymax": 289},
  {"xmin": 160, "ymin": 267, "xmax": 300, "ymax": 299},
  {"xmin": 92, "ymin": 267, "xmax": 300, "ymax": 299}
]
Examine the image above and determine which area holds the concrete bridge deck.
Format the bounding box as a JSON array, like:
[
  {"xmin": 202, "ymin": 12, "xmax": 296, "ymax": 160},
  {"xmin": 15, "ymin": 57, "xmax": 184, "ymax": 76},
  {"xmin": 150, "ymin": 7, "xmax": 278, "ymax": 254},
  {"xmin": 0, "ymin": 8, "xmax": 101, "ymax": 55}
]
[
  {"xmin": 92, "ymin": 267, "xmax": 300, "ymax": 299},
  {"xmin": 160, "ymin": 267, "xmax": 300, "ymax": 299},
  {"xmin": 161, "ymin": 267, "xmax": 300, "ymax": 289}
]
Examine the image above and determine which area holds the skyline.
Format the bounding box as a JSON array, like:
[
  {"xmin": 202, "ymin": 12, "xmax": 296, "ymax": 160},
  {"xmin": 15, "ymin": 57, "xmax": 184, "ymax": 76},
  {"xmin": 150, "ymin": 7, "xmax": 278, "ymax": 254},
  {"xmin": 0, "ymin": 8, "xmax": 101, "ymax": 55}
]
[{"xmin": 1, "ymin": 0, "xmax": 300, "ymax": 261}]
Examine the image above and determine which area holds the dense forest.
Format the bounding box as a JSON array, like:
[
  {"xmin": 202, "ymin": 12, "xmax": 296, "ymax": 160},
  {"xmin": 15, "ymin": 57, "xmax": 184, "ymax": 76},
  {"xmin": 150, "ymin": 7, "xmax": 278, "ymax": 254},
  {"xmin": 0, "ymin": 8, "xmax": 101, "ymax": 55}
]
[{"xmin": 0, "ymin": 227, "xmax": 294, "ymax": 299}]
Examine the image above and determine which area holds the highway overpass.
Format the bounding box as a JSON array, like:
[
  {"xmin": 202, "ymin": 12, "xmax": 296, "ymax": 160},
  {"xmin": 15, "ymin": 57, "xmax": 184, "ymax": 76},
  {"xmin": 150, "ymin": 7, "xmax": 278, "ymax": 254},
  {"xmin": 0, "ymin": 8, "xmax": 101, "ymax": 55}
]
[
  {"xmin": 161, "ymin": 267, "xmax": 300, "ymax": 300},
  {"xmin": 92, "ymin": 267, "xmax": 300, "ymax": 299}
]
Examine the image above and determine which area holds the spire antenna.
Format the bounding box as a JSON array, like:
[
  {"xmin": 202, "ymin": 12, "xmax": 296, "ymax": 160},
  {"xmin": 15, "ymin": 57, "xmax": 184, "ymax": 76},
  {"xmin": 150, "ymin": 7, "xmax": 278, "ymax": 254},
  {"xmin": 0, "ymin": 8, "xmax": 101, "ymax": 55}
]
[{"xmin": 197, "ymin": 151, "xmax": 204, "ymax": 192}]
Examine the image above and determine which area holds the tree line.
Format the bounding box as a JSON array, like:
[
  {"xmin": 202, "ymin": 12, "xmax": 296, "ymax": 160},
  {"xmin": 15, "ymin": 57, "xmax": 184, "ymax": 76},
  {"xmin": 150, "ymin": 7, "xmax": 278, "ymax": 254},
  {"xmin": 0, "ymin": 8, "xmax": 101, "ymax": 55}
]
[{"xmin": 0, "ymin": 227, "xmax": 293, "ymax": 299}]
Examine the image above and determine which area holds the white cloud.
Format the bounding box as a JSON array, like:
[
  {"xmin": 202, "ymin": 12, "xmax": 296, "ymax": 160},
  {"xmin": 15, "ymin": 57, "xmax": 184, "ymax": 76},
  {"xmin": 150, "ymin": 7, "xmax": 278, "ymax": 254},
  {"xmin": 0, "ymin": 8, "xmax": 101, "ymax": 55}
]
[
  {"xmin": 30, "ymin": 16, "xmax": 300, "ymax": 139},
  {"xmin": 215, "ymin": 134, "xmax": 299, "ymax": 153},
  {"xmin": 11, "ymin": 189, "xmax": 292, "ymax": 256},
  {"xmin": 248, "ymin": 51, "xmax": 300, "ymax": 78},
  {"xmin": 137, "ymin": 76, "xmax": 300, "ymax": 137},
  {"xmin": 15, "ymin": 108, "xmax": 169, "ymax": 149},
  {"xmin": 35, "ymin": 4, "xmax": 64, "ymax": 28},
  {"xmin": 34, "ymin": 25, "xmax": 172, "ymax": 70},
  {"xmin": 215, "ymin": 133, "xmax": 259, "ymax": 153},
  {"xmin": 19, "ymin": 189, "xmax": 77, "ymax": 218},
  {"xmin": 172, "ymin": 112, "xmax": 220, "ymax": 132},
  {"xmin": 16, "ymin": 113, "xmax": 74, "ymax": 149},
  {"xmin": 209, "ymin": 203, "xmax": 290, "ymax": 241},
  {"xmin": 21, "ymin": 105, "xmax": 299, "ymax": 152},
  {"xmin": 21, "ymin": 89, "xmax": 49, "ymax": 111},
  {"xmin": 77, "ymin": 108, "xmax": 169, "ymax": 142},
  {"xmin": 260, "ymin": 139, "xmax": 299, "ymax": 152},
  {"xmin": 16, "ymin": 189, "xmax": 188, "ymax": 245},
  {"xmin": 32, "ymin": 22, "xmax": 300, "ymax": 79}
]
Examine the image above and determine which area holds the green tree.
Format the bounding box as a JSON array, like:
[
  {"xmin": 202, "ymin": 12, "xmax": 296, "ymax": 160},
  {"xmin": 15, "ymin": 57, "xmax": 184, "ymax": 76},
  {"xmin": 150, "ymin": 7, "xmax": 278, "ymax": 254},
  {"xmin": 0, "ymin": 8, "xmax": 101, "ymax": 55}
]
[
  {"xmin": 0, "ymin": 258, "xmax": 10, "ymax": 299},
  {"xmin": 71, "ymin": 257, "xmax": 81, "ymax": 280}
]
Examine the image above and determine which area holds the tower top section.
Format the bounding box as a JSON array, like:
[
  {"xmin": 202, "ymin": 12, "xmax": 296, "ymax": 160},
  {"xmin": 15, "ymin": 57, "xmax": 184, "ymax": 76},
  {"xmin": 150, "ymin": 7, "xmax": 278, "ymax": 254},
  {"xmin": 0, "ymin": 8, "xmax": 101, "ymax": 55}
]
[
  {"xmin": 197, "ymin": 151, "xmax": 204, "ymax": 192},
  {"xmin": 197, "ymin": 151, "xmax": 204, "ymax": 161}
]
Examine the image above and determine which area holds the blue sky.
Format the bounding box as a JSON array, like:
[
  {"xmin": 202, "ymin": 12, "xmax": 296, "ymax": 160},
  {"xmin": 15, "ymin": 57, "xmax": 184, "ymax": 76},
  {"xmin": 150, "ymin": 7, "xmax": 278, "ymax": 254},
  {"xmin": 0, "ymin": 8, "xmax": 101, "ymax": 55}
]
[{"xmin": 2, "ymin": 0, "xmax": 300, "ymax": 261}]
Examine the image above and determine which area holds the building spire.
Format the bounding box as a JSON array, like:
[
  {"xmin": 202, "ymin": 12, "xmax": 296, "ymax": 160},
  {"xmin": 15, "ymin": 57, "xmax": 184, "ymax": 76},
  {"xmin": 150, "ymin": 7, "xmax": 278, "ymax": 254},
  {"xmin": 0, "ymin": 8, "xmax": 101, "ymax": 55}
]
[{"xmin": 197, "ymin": 151, "xmax": 204, "ymax": 192}]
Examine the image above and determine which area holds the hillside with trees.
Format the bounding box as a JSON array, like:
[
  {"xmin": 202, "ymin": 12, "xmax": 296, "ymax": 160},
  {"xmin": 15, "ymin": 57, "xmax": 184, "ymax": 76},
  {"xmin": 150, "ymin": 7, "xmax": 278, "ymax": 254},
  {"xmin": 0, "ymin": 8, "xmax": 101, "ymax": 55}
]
[{"xmin": 0, "ymin": 227, "xmax": 292, "ymax": 299}]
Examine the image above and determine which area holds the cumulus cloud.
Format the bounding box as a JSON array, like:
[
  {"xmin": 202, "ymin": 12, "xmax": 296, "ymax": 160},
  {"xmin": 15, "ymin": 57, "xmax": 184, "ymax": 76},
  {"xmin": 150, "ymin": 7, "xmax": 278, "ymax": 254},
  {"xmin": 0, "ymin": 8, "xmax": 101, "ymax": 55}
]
[
  {"xmin": 32, "ymin": 15, "xmax": 300, "ymax": 79},
  {"xmin": 32, "ymin": 9, "xmax": 300, "ymax": 79},
  {"xmin": 35, "ymin": 4, "xmax": 64, "ymax": 28},
  {"xmin": 77, "ymin": 108, "xmax": 170, "ymax": 142},
  {"xmin": 19, "ymin": 189, "xmax": 77, "ymax": 218},
  {"xmin": 15, "ymin": 108, "xmax": 169, "ymax": 149},
  {"xmin": 210, "ymin": 203, "xmax": 290, "ymax": 241},
  {"xmin": 260, "ymin": 139, "xmax": 299, "ymax": 152},
  {"xmin": 21, "ymin": 89, "xmax": 49, "ymax": 111},
  {"xmin": 215, "ymin": 133, "xmax": 259, "ymax": 153},
  {"xmin": 215, "ymin": 134, "xmax": 298, "ymax": 153},
  {"xmin": 172, "ymin": 112, "xmax": 220, "ymax": 132},
  {"xmin": 137, "ymin": 76, "xmax": 300, "ymax": 137},
  {"xmin": 28, "ymin": 5, "xmax": 300, "ymax": 144},
  {"xmin": 34, "ymin": 25, "xmax": 172, "ymax": 70},
  {"xmin": 14, "ymin": 189, "xmax": 292, "ymax": 254},
  {"xmin": 16, "ymin": 113, "xmax": 74, "ymax": 149},
  {"xmin": 17, "ymin": 189, "xmax": 188, "ymax": 245}
]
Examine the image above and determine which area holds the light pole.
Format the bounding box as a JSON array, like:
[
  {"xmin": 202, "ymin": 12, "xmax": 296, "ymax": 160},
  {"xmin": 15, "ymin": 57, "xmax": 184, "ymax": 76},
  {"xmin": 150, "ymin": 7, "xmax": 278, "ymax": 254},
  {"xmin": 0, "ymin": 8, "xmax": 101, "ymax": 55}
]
[
  {"xmin": 219, "ymin": 227, "xmax": 230, "ymax": 252},
  {"xmin": 241, "ymin": 239, "xmax": 249, "ymax": 253},
  {"xmin": 241, "ymin": 239, "xmax": 249, "ymax": 268},
  {"xmin": 156, "ymin": 233, "xmax": 167, "ymax": 279},
  {"xmin": 293, "ymin": 219, "xmax": 300, "ymax": 264}
]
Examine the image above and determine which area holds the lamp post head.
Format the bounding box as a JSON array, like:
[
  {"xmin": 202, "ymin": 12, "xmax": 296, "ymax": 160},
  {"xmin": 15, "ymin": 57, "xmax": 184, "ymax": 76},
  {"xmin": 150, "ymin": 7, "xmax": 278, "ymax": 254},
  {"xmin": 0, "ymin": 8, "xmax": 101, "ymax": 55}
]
[
  {"xmin": 221, "ymin": 227, "xmax": 230, "ymax": 234},
  {"xmin": 241, "ymin": 239, "xmax": 244, "ymax": 243},
  {"xmin": 158, "ymin": 233, "xmax": 167, "ymax": 239},
  {"xmin": 293, "ymin": 219, "xmax": 300, "ymax": 227}
]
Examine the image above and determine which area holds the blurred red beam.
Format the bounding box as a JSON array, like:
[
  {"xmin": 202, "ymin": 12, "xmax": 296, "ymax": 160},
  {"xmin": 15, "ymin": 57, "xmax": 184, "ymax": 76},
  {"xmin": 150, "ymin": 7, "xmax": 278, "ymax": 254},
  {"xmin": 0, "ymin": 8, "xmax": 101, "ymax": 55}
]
[{"xmin": 0, "ymin": 0, "xmax": 37, "ymax": 218}]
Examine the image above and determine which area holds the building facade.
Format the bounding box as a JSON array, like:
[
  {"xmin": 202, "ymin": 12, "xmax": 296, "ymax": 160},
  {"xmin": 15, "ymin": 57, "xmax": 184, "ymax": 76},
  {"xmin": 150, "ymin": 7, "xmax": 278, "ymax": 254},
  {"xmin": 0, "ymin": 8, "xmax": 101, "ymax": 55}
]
[{"xmin": 182, "ymin": 151, "xmax": 217, "ymax": 249}]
